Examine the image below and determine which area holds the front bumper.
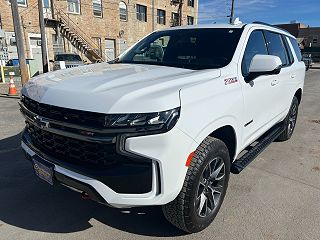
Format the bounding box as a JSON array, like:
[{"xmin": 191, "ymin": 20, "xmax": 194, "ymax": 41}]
[{"xmin": 22, "ymin": 125, "xmax": 196, "ymax": 208}]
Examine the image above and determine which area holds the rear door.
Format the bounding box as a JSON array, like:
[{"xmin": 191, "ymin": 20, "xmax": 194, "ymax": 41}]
[{"xmin": 263, "ymin": 31, "xmax": 294, "ymax": 117}]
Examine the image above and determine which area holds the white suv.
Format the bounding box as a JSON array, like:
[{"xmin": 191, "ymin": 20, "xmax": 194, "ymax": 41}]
[{"xmin": 20, "ymin": 22, "xmax": 305, "ymax": 233}]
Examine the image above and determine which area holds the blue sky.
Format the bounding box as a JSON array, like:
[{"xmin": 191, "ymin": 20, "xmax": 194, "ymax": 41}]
[{"xmin": 198, "ymin": 0, "xmax": 320, "ymax": 27}]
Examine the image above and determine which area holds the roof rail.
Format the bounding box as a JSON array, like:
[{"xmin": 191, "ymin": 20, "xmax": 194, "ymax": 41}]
[{"xmin": 252, "ymin": 21, "xmax": 291, "ymax": 35}]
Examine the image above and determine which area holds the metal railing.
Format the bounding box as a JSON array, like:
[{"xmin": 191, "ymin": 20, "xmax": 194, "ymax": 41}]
[{"xmin": 54, "ymin": 6, "xmax": 111, "ymax": 61}]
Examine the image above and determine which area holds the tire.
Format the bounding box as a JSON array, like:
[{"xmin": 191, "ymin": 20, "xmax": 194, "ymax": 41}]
[
  {"xmin": 162, "ymin": 137, "xmax": 230, "ymax": 233},
  {"xmin": 277, "ymin": 96, "xmax": 299, "ymax": 141}
]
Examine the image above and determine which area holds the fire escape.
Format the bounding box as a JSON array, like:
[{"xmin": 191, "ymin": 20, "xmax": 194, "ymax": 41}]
[
  {"xmin": 45, "ymin": 7, "xmax": 105, "ymax": 63},
  {"xmin": 170, "ymin": 0, "xmax": 183, "ymax": 27}
]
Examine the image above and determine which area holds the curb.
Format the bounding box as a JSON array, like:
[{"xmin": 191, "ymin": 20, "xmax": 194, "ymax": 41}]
[{"xmin": 0, "ymin": 93, "xmax": 20, "ymax": 99}]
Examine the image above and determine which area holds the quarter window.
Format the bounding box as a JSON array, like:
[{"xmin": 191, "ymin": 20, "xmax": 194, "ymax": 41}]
[
  {"xmin": 136, "ymin": 4, "xmax": 147, "ymax": 22},
  {"xmin": 157, "ymin": 9, "xmax": 166, "ymax": 25},
  {"xmin": 264, "ymin": 31, "xmax": 289, "ymax": 66},
  {"xmin": 68, "ymin": 0, "xmax": 80, "ymax": 14},
  {"xmin": 119, "ymin": 2, "xmax": 127, "ymax": 21},
  {"xmin": 242, "ymin": 30, "xmax": 268, "ymax": 77},
  {"xmin": 93, "ymin": 0, "xmax": 102, "ymax": 17}
]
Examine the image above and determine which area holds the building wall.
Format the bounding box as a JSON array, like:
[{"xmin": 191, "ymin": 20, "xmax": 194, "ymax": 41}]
[
  {"xmin": 0, "ymin": 0, "xmax": 198, "ymax": 69},
  {"xmin": 299, "ymin": 27, "xmax": 320, "ymax": 48}
]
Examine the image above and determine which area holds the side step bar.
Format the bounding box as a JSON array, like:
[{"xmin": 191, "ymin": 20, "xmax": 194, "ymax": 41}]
[{"xmin": 231, "ymin": 123, "xmax": 285, "ymax": 174}]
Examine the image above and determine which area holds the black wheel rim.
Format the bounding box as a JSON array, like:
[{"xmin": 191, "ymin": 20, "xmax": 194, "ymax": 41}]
[
  {"xmin": 195, "ymin": 157, "xmax": 225, "ymax": 218},
  {"xmin": 288, "ymin": 103, "xmax": 298, "ymax": 136}
]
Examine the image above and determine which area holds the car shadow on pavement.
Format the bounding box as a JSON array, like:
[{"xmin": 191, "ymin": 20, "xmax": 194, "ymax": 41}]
[{"xmin": 0, "ymin": 132, "xmax": 185, "ymax": 237}]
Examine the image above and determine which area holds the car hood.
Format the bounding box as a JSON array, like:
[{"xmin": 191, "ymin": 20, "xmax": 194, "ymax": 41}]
[{"xmin": 22, "ymin": 63, "xmax": 221, "ymax": 113}]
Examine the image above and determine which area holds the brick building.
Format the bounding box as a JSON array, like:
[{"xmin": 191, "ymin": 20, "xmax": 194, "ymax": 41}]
[
  {"xmin": 276, "ymin": 22, "xmax": 320, "ymax": 62},
  {"xmin": 0, "ymin": 0, "xmax": 198, "ymax": 71}
]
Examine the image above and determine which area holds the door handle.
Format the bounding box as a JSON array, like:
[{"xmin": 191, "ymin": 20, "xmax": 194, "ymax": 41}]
[
  {"xmin": 271, "ymin": 79, "xmax": 279, "ymax": 86},
  {"xmin": 291, "ymin": 74, "xmax": 296, "ymax": 79}
]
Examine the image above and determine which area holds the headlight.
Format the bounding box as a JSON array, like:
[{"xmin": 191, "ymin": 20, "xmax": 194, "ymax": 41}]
[{"xmin": 103, "ymin": 107, "xmax": 180, "ymax": 131}]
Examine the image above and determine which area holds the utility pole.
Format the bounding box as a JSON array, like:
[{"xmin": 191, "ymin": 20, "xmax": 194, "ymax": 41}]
[
  {"xmin": 10, "ymin": 0, "xmax": 29, "ymax": 85},
  {"xmin": 178, "ymin": 0, "xmax": 183, "ymax": 26},
  {"xmin": 38, "ymin": 0, "xmax": 49, "ymax": 73},
  {"xmin": 229, "ymin": 0, "xmax": 235, "ymax": 24},
  {"xmin": 152, "ymin": 0, "xmax": 155, "ymax": 31},
  {"xmin": 21, "ymin": 16, "xmax": 31, "ymax": 58}
]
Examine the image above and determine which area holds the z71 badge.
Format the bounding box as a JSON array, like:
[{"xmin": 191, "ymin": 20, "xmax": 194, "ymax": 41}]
[{"xmin": 224, "ymin": 77, "xmax": 238, "ymax": 85}]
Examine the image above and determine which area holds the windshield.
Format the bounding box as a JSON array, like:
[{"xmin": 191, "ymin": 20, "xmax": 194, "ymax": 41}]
[
  {"xmin": 55, "ymin": 54, "xmax": 82, "ymax": 62},
  {"xmin": 116, "ymin": 28, "xmax": 243, "ymax": 70}
]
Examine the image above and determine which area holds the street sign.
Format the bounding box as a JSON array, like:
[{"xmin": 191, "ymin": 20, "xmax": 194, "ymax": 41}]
[{"xmin": 9, "ymin": 71, "xmax": 15, "ymax": 76}]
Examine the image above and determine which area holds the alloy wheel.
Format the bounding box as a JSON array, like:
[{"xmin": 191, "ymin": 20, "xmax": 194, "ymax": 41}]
[{"xmin": 195, "ymin": 157, "xmax": 226, "ymax": 218}]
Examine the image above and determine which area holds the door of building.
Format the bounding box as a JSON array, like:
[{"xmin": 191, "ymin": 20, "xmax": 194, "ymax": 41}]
[
  {"xmin": 30, "ymin": 37, "xmax": 42, "ymax": 74},
  {"xmin": 105, "ymin": 39, "xmax": 116, "ymax": 61}
]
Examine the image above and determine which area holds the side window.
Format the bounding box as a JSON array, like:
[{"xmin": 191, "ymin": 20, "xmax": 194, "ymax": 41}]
[
  {"xmin": 288, "ymin": 37, "xmax": 303, "ymax": 61},
  {"xmin": 281, "ymin": 35, "xmax": 294, "ymax": 64},
  {"xmin": 264, "ymin": 31, "xmax": 289, "ymax": 66},
  {"xmin": 242, "ymin": 30, "xmax": 268, "ymax": 77}
]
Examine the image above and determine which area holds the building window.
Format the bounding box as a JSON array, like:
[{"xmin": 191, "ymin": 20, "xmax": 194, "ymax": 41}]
[
  {"xmin": 187, "ymin": 0, "xmax": 194, "ymax": 7},
  {"xmin": 119, "ymin": 1, "xmax": 127, "ymax": 21},
  {"xmin": 93, "ymin": 0, "xmax": 102, "ymax": 17},
  {"xmin": 68, "ymin": 0, "xmax": 80, "ymax": 14},
  {"xmin": 43, "ymin": 0, "xmax": 50, "ymax": 8},
  {"xmin": 17, "ymin": 0, "xmax": 27, "ymax": 6},
  {"xmin": 313, "ymin": 35, "xmax": 318, "ymax": 44},
  {"xmin": 171, "ymin": 12, "xmax": 179, "ymax": 26},
  {"xmin": 136, "ymin": 4, "xmax": 147, "ymax": 22},
  {"xmin": 157, "ymin": 9, "xmax": 166, "ymax": 25},
  {"xmin": 187, "ymin": 16, "xmax": 194, "ymax": 25}
]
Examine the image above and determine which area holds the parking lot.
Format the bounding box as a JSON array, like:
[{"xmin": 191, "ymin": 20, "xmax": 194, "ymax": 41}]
[{"xmin": 0, "ymin": 69, "xmax": 319, "ymax": 240}]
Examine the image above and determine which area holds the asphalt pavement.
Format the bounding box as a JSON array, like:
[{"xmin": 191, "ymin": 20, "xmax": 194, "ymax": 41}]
[{"xmin": 0, "ymin": 69, "xmax": 319, "ymax": 240}]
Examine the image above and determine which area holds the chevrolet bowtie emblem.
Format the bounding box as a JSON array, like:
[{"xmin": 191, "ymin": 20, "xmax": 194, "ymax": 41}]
[{"xmin": 34, "ymin": 116, "xmax": 50, "ymax": 129}]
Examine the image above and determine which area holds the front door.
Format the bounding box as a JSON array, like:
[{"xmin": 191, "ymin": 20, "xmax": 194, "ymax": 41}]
[{"xmin": 239, "ymin": 30, "xmax": 281, "ymax": 147}]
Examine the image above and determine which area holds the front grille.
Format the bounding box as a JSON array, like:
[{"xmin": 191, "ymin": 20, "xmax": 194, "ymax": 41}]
[
  {"xmin": 26, "ymin": 123, "xmax": 125, "ymax": 169},
  {"xmin": 22, "ymin": 96, "xmax": 154, "ymax": 194},
  {"xmin": 21, "ymin": 96, "xmax": 109, "ymax": 128}
]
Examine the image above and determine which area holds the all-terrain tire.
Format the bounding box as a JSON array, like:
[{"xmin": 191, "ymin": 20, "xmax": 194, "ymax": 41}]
[
  {"xmin": 162, "ymin": 136, "xmax": 230, "ymax": 233},
  {"xmin": 277, "ymin": 96, "xmax": 299, "ymax": 141}
]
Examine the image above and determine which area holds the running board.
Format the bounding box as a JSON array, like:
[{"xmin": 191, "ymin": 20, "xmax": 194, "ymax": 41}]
[{"xmin": 231, "ymin": 123, "xmax": 285, "ymax": 174}]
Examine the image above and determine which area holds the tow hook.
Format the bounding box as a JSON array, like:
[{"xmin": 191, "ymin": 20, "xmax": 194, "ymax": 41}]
[{"xmin": 81, "ymin": 192, "xmax": 90, "ymax": 200}]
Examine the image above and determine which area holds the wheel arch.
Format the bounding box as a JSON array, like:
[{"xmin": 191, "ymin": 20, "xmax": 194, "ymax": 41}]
[
  {"xmin": 192, "ymin": 119, "xmax": 239, "ymax": 162},
  {"xmin": 209, "ymin": 125, "xmax": 237, "ymax": 162},
  {"xmin": 294, "ymin": 88, "xmax": 302, "ymax": 104}
]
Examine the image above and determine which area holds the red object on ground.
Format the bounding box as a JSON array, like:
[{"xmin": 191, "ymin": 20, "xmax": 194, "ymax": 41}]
[{"xmin": 8, "ymin": 76, "xmax": 18, "ymax": 96}]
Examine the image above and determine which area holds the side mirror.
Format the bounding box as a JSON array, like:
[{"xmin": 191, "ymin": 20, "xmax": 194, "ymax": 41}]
[
  {"xmin": 245, "ymin": 55, "xmax": 282, "ymax": 82},
  {"xmin": 49, "ymin": 59, "xmax": 54, "ymax": 63}
]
